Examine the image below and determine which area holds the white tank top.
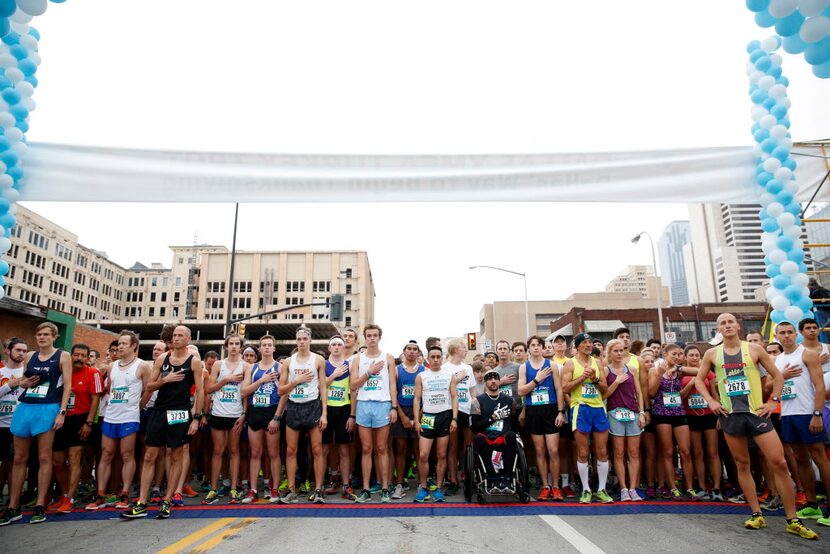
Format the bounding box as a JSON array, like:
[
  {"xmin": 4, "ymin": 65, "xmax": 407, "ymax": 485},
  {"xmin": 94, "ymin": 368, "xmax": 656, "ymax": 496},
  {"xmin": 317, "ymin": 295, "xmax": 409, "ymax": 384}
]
[
  {"xmin": 211, "ymin": 359, "xmax": 244, "ymax": 417},
  {"xmin": 288, "ymin": 352, "xmax": 319, "ymax": 404},
  {"xmin": 0, "ymin": 366, "xmax": 25, "ymax": 428},
  {"xmin": 443, "ymin": 361, "xmax": 475, "ymax": 414},
  {"xmin": 776, "ymin": 345, "xmax": 818, "ymax": 417},
  {"xmin": 419, "ymin": 366, "xmax": 453, "ymax": 413},
  {"xmin": 105, "ymin": 358, "xmax": 144, "ymax": 424},
  {"xmin": 357, "ymin": 352, "xmax": 391, "ymax": 402},
  {"xmin": 821, "ymin": 344, "xmax": 830, "ymax": 375}
]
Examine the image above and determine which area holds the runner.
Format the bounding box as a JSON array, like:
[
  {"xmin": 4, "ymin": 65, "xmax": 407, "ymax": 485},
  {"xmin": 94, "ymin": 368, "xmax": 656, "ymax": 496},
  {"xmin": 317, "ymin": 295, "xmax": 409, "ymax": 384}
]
[
  {"xmin": 321, "ymin": 335, "xmax": 356, "ymax": 501},
  {"xmin": 278, "ymin": 326, "xmax": 328, "ymax": 504},
  {"xmin": 413, "ymin": 345, "xmax": 458, "ymax": 502},
  {"xmin": 799, "ymin": 317, "xmax": 830, "ymax": 378},
  {"xmin": 775, "ymin": 321, "xmax": 830, "ymax": 522},
  {"xmin": 121, "ymin": 325, "xmax": 204, "ymax": 520},
  {"xmin": 443, "ymin": 338, "xmax": 475, "ymax": 496},
  {"xmin": 495, "ymin": 340, "xmax": 520, "ymax": 400},
  {"xmin": 392, "ymin": 341, "xmax": 424, "ymax": 500},
  {"xmin": 202, "ymin": 333, "xmax": 248, "ymax": 505},
  {"xmin": 551, "ymin": 334, "xmax": 576, "ymax": 499},
  {"xmin": 240, "ymin": 335, "xmax": 286, "ymax": 504},
  {"xmin": 518, "ymin": 335, "xmax": 565, "ymax": 501},
  {"xmin": 0, "ymin": 338, "xmax": 27, "ymax": 502},
  {"xmin": 470, "ymin": 369, "xmax": 522, "ymax": 491},
  {"xmin": 49, "ymin": 344, "xmax": 103, "ymax": 514},
  {"xmin": 694, "ymin": 313, "xmax": 817, "ymax": 539},
  {"xmin": 680, "ymin": 344, "xmax": 723, "ymax": 501},
  {"xmin": 612, "ymin": 328, "xmax": 651, "ymax": 425},
  {"xmin": 603, "ymin": 339, "xmax": 646, "ymax": 502},
  {"xmin": 350, "ymin": 324, "xmax": 398, "ymax": 503},
  {"xmin": 649, "ymin": 343, "xmax": 697, "ymax": 500},
  {"xmin": 0, "ymin": 322, "xmax": 72, "ymax": 525},
  {"xmin": 561, "ymin": 332, "xmax": 613, "ymax": 504}
]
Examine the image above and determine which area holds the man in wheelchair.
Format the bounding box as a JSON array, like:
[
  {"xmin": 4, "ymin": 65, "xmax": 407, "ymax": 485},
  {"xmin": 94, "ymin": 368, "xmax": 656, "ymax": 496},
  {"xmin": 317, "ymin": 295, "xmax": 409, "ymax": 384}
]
[{"xmin": 470, "ymin": 370, "xmax": 524, "ymax": 495}]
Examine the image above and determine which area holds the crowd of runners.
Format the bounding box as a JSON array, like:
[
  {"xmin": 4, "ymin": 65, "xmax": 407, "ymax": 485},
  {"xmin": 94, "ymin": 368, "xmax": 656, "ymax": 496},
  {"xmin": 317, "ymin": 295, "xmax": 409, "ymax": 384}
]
[{"xmin": 0, "ymin": 313, "xmax": 828, "ymax": 541}]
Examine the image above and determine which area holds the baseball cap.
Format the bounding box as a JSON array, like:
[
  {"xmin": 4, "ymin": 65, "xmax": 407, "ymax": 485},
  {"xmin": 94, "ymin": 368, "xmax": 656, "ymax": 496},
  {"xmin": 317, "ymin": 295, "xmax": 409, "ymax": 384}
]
[
  {"xmin": 483, "ymin": 370, "xmax": 500, "ymax": 381},
  {"xmin": 574, "ymin": 332, "xmax": 592, "ymax": 348}
]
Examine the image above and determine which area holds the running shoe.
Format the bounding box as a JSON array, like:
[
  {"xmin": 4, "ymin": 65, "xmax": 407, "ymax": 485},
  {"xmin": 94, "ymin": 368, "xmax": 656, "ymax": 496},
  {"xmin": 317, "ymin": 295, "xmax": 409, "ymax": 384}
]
[
  {"xmin": 745, "ymin": 512, "xmax": 766, "ymax": 529},
  {"xmin": 402, "ymin": 481, "xmax": 411, "ymax": 492},
  {"xmin": 406, "ymin": 462, "xmax": 417, "ymax": 481},
  {"xmin": 669, "ymin": 488, "xmax": 683, "ymax": 501},
  {"xmin": 115, "ymin": 493, "xmax": 131, "ymax": 510},
  {"xmin": 795, "ymin": 490, "xmax": 807, "ymax": 506},
  {"xmin": 171, "ymin": 493, "xmax": 184, "ymax": 507},
  {"xmin": 279, "ymin": 491, "xmax": 299, "ymax": 504},
  {"xmin": 445, "ymin": 482, "xmax": 459, "ymax": 496},
  {"xmin": 645, "ymin": 485, "xmax": 657, "ymax": 499},
  {"xmin": 538, "ymin": 487, "xmax": 552, "ymax": 501},
  {"xmin": 355, "ymin": 489, "xmax": 371, "ymax": 503},
  {"xmin": 263, "ymin": 488, "xmax": 271, "ymax": 501},
  {"xmin": 23, "ymin": 497, "xmax": 38, "ymax": 510},
  {"xmin": 817, "ymin": 515, "xmax": 830, "ymax": 527},
  {"xmin": 728, "ymin": 493, "xmax": 747, "ymax": 504},
  {"xmin": 414, "ymin": 487, "xmax": 432, "ymax": 503},
  {"xmin": 269, "ymin": 489, "xmax": 282, "ymax": 504},
  {"xmin": 200, "ymin": 481, "xmax": 211, "ymax": 493},
  {"xmin": 85, "ymin": 495, "xmax": 108, "ymax": 511},
  {"xmin": 156, "ymin": 500, "xmax": 171, "ymax": 520},
  {"xmin": 0, "ymin": 508, "xmax": 22, "ymax": 526},
  {"xmin": 761, "ymin": 495, "xmax": 783, "ymax": 512},
  {"xmin": 594, "ymin": 490, "xmax": 614, "ymax": 504},
  {"xmin": 628, "ymin": 489, "xmax": 644, "ymax": 502},
  {"xmin": 657, "ymin": 486, "xmax": 671, "ymax": 499},
  {"xmin": 551, "ymin": 487, "xmax": 564, "ymax": 501},
  {"xmin": 201, "ymin": 490, "xmax": 220, "ymax": 505},
  {"xmin": 149, "ymin": 490, "xmax": 162, "ymax": 506},
  {"xmin": 29, "ymin": 505, "xmax": 46, "ymax": 524},
  {"xmin": 432, "ymin": 488, "xmax": 445, "ymax": 503},
  {"xmin": 686, "ymin": 489, "xmax": 702, "ymax": 501},
  {"xmin": 312, "ymin": 489, "xmax": 325, "ymax": 504},
  {"xmin": 241, "ymin": 489, "xmax": 257, "ymax": 504},
  {"xmin": 47, "ymin": 496, "xmax": 65, "ymax": 512},
  {"xmin": 324, "ymin": 481, "xmax": 341, "ymax": 495},
  {"xmin": 217, "ymin": 485, "xmax": 231, "ymax": 497},
  {"xmin": 756, "ymin": 487, "xmax": 770, "ymax": 503},
  {"xmin": 391, "ymin": 483, "xmax": 405, "ymax": 500},
  {"xmin": 579, "ymin": 490, "xmax": 593, "ymax": 504},
  {"xmin": 619, "ymin": 488, "xmax": 630, "ymax": 502},
  {"xmin": 426, "ymin": 478, "xmax": 438, "ymax": 492},
  {"xmin": 341, "ymin": 486, "xmax": 357, "ymax": 501},
  {"xmin": 786, "ymin": 518, "xmax": 818, "ymax": 540},
  {"xmin": 181, "ymin": 485, "xmax": 199, "ymax": 498},
  {"xmin": 696, "ymin": 490, "xmax": 712, "ymax": 501},
  {"xmin": 710, "ymin": 489, "xmax": 724, "ymax": 502},
  {"xmin": 299, "ymin": 480, "xmax": 312, "ymax": 494},
  {"xmin": 381, "ymin": 488, "xmax": 392, "ymax": 503},
  {"xmin": 228, "ymin": 489, "xmax": 241, "ymax": 504},
  {"xmin": 121, "ymin": 502, "xmax": 148, "ymax": 519},
  {"xmin": 279, "ymin": 478, "xmax": 290, "ymax": 493},
  {"xmin": 562, "ymin": 485, "xmax": 577, "ymax": 499},
  {"xmin": 796, "ymin": 505, "xmax": 824, "ymax": 520},
  {"xmin": 55, "ymin": 496, "xmax": 73, "ymax": 514}
]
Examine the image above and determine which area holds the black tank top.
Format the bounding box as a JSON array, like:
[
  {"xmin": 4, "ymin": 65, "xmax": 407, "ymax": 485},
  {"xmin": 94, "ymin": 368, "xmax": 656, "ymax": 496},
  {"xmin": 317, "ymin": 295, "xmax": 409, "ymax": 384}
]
[
  {"xmin": 153, "ymin": 353, "xmax": 195, "ymax": 411},
  {"xmin": 476, "ymin": 392, "xmax": 515, "ymax": 437}
]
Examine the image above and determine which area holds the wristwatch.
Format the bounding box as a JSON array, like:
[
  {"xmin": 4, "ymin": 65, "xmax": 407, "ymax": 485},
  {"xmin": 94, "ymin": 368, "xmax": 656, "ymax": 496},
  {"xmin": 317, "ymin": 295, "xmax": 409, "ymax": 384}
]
[
  {"xmin": 814, "ymin": 410, "xmax": 822, "ymax": 417},
  {"xmin": 59, "ymin": 409, "xmax": 67, "ymax": 416},
  {"xmin": 771, "ymin": 396, "xmax": 780, "ymax": 402},
  {"xmin": 85, "ymin": 420, "xmax": 93, "ymax": 427}
]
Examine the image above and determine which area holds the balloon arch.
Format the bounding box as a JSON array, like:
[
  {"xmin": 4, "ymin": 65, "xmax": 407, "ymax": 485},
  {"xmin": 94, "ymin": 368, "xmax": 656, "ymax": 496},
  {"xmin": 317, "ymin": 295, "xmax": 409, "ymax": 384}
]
[{"xmin": 0, "ymin": 0, "xmax": 828, "ymax": 329}]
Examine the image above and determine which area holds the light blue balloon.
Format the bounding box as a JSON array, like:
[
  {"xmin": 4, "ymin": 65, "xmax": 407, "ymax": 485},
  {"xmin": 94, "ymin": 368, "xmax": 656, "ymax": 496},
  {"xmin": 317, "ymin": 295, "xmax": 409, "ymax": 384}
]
[
  {"xmin": 766, "ymin": 179, "xmax": 784, "ymax": 194},
  {"xmin": 779, "ymin": 116, "xmax": 791, "ymax": 128},
  {"xmin": 772, "ymin": 146, "xmax": 791, "ymax": 161},
  {"xmin": 1, "ymin": 31, "xmax": 19, "ymax": 45},
  {"xmin": 770, "ymin": 103, "xmax": 788, "ymax": 119},
  {"xmin": 784, "ymin": 202, "xmax": 800, "ymax": 215},
  {"xmin": 28, "ymin": 27, "xmax": 40, "ymax": 40},
  {"xmin": 9, "ymin": 44, "xmax": 26, "ymax": 60},
  {"xmin": 24, "ymin": 74, "xmax": 37, "ymax": 87},
  {"xmin": 18, "ymin": 59, "xmax": 36, "ymax": 77},
  {"xmin": 0, "ymin": 259, "xmax": 7, "ymax": 276},
  {"xmin": 787, "ymin": 249, "xmax": 805, "ymax": 262},
  {"xmin": 798, "ymin": 261, "xmax": 809, "ymax": 273},
  {"xmin": 777, "ymin": 190, "xmax": 795, "ymax": 205},
  {"xmin": 777, "ymin": 235, "xmax": 795, "ymax": 251},
  {"xmin": 762, "ymin": 217, "xmax": 780, "ymax": 232},
  {"xmin": 774, "ymin": 11, "xmax": 805, "ymax": 37},
  {"xmin": 746, "ymin": 1, "xmax": 769, "ymax": 14},
  {"xmin": 755, "ymin": 55, "xmax": 773, "ymax": 71},
  {"xmin": 0, "ymin": 88, "xmax": 20, "ymax": 105},
  {"xmin": 9, "ymin": 104, "xmax": 27, "ymax": 121},
  {"xmin": 0, "ymin": 0, "xmax": 14, "ymax": 18},
  {"xmin": 0, "ymin": 212, "xmax": 14, "ymax": 230},
  {"xmin": 750, "ymin": 49, "xmax": 766, "ymax": 62},
  {"xmin": 7, "ymin": 166, "xmax": 22, "ymax": 181},
  {"xmin": 751, "ymin": 89, "xmax": 769, "ymax": 104},
  {"xmin": 813, "ymin": 59, "xmax": 830, "ymax": 78},
  {"xmin": 806, "ymin": 37, "xmax": 830, "ymax": 66},
  {"xmin": 778, "ymin": 75, "xmax": 790, "ymax": 86},
  {"xmin": 759, "ymin": 207, "xmax": 769, "ymax": 219},
  {"xmin": 771, "ymin": 309, "xmax": 786, "ymax": 323},
  {"xmin": 769, "ymin": 65, "xmax": 783, "ymax": 78},
  {"xmin": 758, "ymin": 172, "xmax": 773, "ymax": 186},
  {"xmin": 767, "ymin": 263, "xmax": 782, "ymax": 277},
  {"xmin": 754, "ymin": 128, "xmax": 771, "ymax": 143},
  {"xmin": 755, "ymin": 10, "xmax": 778, "ymax": 28},
  {"xmin": 796, "ymin": 297, "xmax": 813, "ymax": 312},
  {"xmin": 762, "ymin": 97, "xmax": 777, "ymax": 110},
  {"xmin": 752, "ymin": 123, "xmax": 762, "ymax": 134},
  {"xmin": 15, "ymin": 120, "xmax": 27, "ymax": 133},
  {"xmin": 783, "ymin": 158, "xmax": 797, "ymax": 170},
  {"xmin": 761, "ymin": 137, "xmax": 778, "ymax": 153},
  {"xmin": 785, "ymin": 284, "xmax": 803, "ymax": 301},
  {"xmin": 0, "ymin": 18, "xmax": 8, "ymax": 39},
  {"xmin": 772, "ymin": 274, "xmax": 791, "ymax": 289}
]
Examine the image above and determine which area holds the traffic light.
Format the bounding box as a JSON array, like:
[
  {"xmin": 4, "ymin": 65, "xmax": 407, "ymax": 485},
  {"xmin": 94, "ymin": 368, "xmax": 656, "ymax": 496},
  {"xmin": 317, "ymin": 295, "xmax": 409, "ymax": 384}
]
[
  {"xmin": 329, "ymin": 294, "xmax": 344, "ymax": 321},
  {"xmin": 467, "ymin": 332, "xmax": 477, "ymax": 352},
  {"xmin": 238, "ymin": 323, "xmax": 246, "ymax": 338}
]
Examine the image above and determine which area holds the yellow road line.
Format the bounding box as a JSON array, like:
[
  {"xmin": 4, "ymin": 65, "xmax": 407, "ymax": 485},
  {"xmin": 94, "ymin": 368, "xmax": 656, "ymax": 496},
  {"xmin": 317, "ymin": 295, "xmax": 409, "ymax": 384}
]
[
  {"xmin": 157, "ymin": 517, "xmax": 238, "ymax": 554},
  {"xmin": 188, "ymin": 517, "xmax": 258, "ymax": 553}
]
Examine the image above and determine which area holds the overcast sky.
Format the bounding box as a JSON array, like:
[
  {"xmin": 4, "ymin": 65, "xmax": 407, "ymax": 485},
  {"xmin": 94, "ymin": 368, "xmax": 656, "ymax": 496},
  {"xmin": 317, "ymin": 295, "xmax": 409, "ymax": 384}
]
[{"xmin": 18, "ymin": 1, "xmax": 830, "ymax": 352}]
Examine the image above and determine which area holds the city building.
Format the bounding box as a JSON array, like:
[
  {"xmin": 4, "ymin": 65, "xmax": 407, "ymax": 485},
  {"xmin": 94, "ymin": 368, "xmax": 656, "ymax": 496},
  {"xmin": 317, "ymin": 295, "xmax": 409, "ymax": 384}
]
[
  {"xmin": 657, "ymin": 220, "xmax": 691, "ymax": 306},
  {"xmin": 605, "ymin": 265, "xmax": 666, "ymax": 299},
  {"xmin": 804, "ymin": 202, "xmax": 830, "ymax": 288},
  {"xmin": 5, "ymin": 204, "xmax": 375, "ymax": 356}
]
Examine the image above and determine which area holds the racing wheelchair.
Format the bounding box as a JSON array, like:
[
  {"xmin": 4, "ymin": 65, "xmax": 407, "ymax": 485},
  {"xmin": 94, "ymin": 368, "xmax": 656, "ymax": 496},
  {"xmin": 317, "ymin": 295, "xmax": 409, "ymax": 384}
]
[{"xmin": 463, "ymin": 433, "xmax": 530, "ymax": 504}]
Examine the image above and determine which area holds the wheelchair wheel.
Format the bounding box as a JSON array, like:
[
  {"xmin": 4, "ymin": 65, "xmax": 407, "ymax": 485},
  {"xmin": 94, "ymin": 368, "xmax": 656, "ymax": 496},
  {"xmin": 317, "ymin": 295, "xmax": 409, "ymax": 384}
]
[
  {"xmin": 464, "ymin": 445, "xmax": 474, "ymax": 502},
  {"xmin": 516, "ymin": 444, "xmax": 530, "ymax": 499},
  {"xmin": 476, "ymin": 492, "xmax": 487, "ymax": 505}
]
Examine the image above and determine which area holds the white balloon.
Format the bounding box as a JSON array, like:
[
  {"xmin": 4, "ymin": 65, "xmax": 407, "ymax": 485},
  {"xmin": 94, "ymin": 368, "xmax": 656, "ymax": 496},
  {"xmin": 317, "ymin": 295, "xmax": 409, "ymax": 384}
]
[
  {"xmin": 0, "ymin": 174, "xmax": 12, "ymax": 189},
  {"xmin": 784, "ymin": 224, "xmax": 802, "ymax": 238},
  {"xmin": 802, "ymin": 286, "xmax": 812, "ymax": 298},
  {"xmin": 780, "ymin": 137, "xmax": 793, "ymax": 150},
  {"xmin": 785, "ymin": 180, "xmax": 800, "ymax": 194},
  {"xmin": 769, "ymin": 53, "xmax": 783, "ymax": 68},
  {"xmin": 760, "ymin": 192, "xmax": 776, "ymax": 206},
  {"xmin": 774, "ymin": 166, "xmax": 793, "ymax": 181},
  {"xmin": 0, "ymin": 55, "xmax": 16, "ymax": 68},
  {"xmin": 763, "ymin": 157, "xmax": 782, "ymax": 172},
  {"xmin": 793, "ymin": 237, "xmax": 804, "ymax": 250},
  {"xmin": 5, "ymin": 68, "xmax": 23, "ymax": 84},
  {"xmin": 760, "ymin": 114, "xmax": 777, "ymax": 129},
  {"xmin": 10, "ymin": 9, "xmax": 33, "ymax": 23},
  {"xmin": 3, "ymin": 188, "xmax": 19, "ymax": 202},
  {"xmin": 0, "ymin": 113, "xmax": 15, "ymax": 129},
  {"xmin": 0, "ymin": 237, "xmax": 10, "ymax": 253},
  {"xmin": 15, "ymin": 81, "xmax": 34, "ymax": 98},
  {"xmin": 799, "ymin": 0, "xmax": 830, "ymax": 18},
  {"xmin": 0, "ymin": 161, "xmax": 7, "ymax": 174},
  {"xmin": 792, "ymin": 273, "xmax": 810, "ymax": 287},
  {"xmin": 18, "ymin": 35, "xmax": 37, "ymax": 51},
  {"xmin": 22, "ymin": 97, "xmax": 35, "ymax": 111},
  {"xmin": 754, "ymin": 145, "xmax": 765, "ymax": 158},
  {"xmin": 771, "ymin": 295, "xmax": 791, "ymax": 311},
  {"xmin": 768, "ymin": 84, "xmax": 787, "ymax": 100},
  {"xmin": 751, "ymin": 105, "xmax": 767, "ymax": 120},
  {"xmin": 766, "ymin": 285, "xmax": 781, "ymax": 302},
  {"xmin": 758, "ymin": 75, "xmax": 776, "ymax": 90},
  {"xmin": 11, "ymin": 142, "xmax": 27, "ymax": 157},
  {"xmin": 785, "ymin": 305, "xmax": 804, "ymax": 323},
  {"xmin": 767, "ymin": 202, "xmax": 785, "ymax": 217},
  {"xmin": 800, "ymin": 15, "xmax": 830, "ymax": 43},
  {"xmin": 749, "ymin": 70, "xmax": 764, "ymax": 84},
  {"xmin": 16, "ymin": 0, "xmax": 48, "ymax": 17},
  {"xmin": 781, "ymin": 260, "xmax": 799, "ymax": 276},
  {"xmin": 9, "ymin": 22, "xmax": 28, "ymax": 35},
  {"xmin": 0, "ymin": 289, "xmax": 5, "ymax": 301},
  {"xmin": 28, "ymin": 51, "xmax": 41, "ymax": 66},
  {"xmin": 780, "ymin": 97, "xmax": 792, "ymax": 109},
  {"xmin": 4, "ymin": 127, "xmax": 23, "ymax": 142},
  {"xmin": 0, "ymin": 99, "xmax": 8, "ymax": 113},
  {"xmin": 770, "ymin": 249, "xmax": 788, "ymax": 264},
  {"xmin": 778, "ymin": 212, "xmax": 796, "ymax": 227},
  {"xmin": 7, "ymin": 203, "xmax": 15, "ymax": 215},
  {"xmin": 768, "ymin": 0, "xmax": 799, "ymax": 18},
  {"xmin": 760, "ymin": 35, "xmax": 782, "ymax": 52},
  {"xmin": 770, "ymin": 124, "xmax": 789, "ymax": 140}
]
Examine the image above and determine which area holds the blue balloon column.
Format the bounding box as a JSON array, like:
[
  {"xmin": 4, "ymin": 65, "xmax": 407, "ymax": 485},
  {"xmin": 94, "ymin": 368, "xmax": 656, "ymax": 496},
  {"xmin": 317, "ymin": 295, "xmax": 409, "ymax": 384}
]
[
  {"xmin": 746, "ymin": 0, "xmax": 830, "ymax": 78},
  {"xmin": 748, "ymin": 36, "xmax": 814, "ymax": 324}
]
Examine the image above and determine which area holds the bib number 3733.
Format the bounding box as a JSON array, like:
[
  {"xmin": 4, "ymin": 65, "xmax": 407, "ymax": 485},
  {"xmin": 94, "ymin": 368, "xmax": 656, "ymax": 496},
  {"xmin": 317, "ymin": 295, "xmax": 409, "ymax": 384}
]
[{"xmin": 166, "ymin": 410, "xmax": 189, "ymax": 425}]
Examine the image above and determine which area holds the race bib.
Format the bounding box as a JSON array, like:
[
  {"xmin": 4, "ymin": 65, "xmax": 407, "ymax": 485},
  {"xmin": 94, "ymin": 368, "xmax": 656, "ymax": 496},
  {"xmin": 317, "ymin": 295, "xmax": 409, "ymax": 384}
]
[
  {"xmin": 499, "ymin": 385, "xmax": 513, "ymax": 397},
  {"xmin": 110, "ymin": 386, "xmax": 129, "ymax": 404},
  {"xmin": 220, "ymin": 385, "xmax": 239, "ymax": 403},
  {"xmin": 582, "ymin": 382, "xmax": 598, "ymax": 399},
  {"xmin": 328, "ymin": 386, "xmax": 346, "ymax": 402},
  {"xmin": 486, "ymin": 419, "xmax": 504, "ymax": 432},
  {"xmin": 290, "ymin": 383, "xmax": 310, "ymax": 400},
  {"xmin": 67, "ymin": 391, "xmax": 76, "ymax": 411},
  {"xmin": 458, "ymin": 388, "xmax": 469, "ymax": 403},
  {"xmin": 365, "ymin": 374, "xmax": 382, "ymax": 391},
  {"xmin": 663, "ymin": 392, "xmax": 681, "ymax": 408},
  {"xmin": 253, "ymin": 393, "xmax": 271, "ymax": 407},
  {"xmin": 688, "ymin": 393, "xmax": 708, "ymax": 410},
  {"xmin": 420, "ymin": 413, "xmax": 435, "ymax": 430},
  {"xmin": 401, "ymin": 385, "xmax": 415, "ymax": 400},
  {"xmin": 0, "ymin": 400, "xmax": 15, "ymax": 415},
  {"xmin": 614, "ymin": 408, "xmax": 635, "ymax": 422},
  {"xmin": 781, "ymin": 380, "xmax": 797, "ymax": 401},
  {"xmin": 28, "ymin": 383, "xmax": 49, "ymax": 399},
  {"xmin": 725, "ymin": 375, "xmax": 750, "ymax": 397},
  {"xmin": 531, "ymin": 389, "xmax": 550, "ymax": 405},
  {"xmin": 166, "ymin": 409, "xmax": 189, "ymax": 425}
]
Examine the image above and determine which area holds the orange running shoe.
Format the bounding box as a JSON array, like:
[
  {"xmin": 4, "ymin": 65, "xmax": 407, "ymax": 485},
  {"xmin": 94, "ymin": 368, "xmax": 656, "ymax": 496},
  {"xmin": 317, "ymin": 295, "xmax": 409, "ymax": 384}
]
[
  {"xmin": 795, "ymin": 490, "xmax": 807, "ymax": 507},
  {"xmin": 757, "ymin": 488, "xmax": 769, "ymax": 503},
  {"xmin": 55, "ymin": 496, "xmax": 73, "ymax": 514},
  {"xmin": 181, "ymin": 485, "xmax": 199, "ymax": 498},
  {"xmin": 551, "ymin": 487, "xmax": 564, "ymax": 501},
  {"xmin": 538, "ymin": 487, "xmax": 552, "ymax": 501},
  {"xmin": 47, "ymin": 496, "xmax": 66, "ymax": 513}
]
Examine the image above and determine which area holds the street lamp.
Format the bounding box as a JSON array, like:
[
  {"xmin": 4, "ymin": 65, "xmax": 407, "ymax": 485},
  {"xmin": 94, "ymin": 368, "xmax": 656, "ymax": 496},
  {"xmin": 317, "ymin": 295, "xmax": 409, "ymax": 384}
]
[
  {"xmin": 470, "ymin": 265, "xmax": 530, "ymax": 339},
  {"xmin": 631, "ymin": 232, "xmax": 665, "ymax": 344}
]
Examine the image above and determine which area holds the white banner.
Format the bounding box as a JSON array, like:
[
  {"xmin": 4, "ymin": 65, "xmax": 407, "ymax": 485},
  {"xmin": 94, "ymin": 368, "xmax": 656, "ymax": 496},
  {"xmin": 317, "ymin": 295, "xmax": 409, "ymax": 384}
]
[{"xmin": 19, "ymin": 142, "xmax": 829, "ymax": 204}]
